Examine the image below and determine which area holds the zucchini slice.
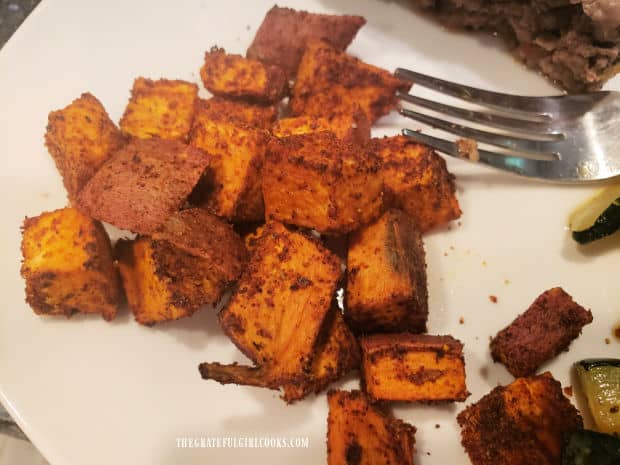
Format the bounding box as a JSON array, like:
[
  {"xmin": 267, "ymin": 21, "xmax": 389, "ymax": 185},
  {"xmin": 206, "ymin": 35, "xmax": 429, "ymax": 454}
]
[
  {"xmin": 563, "ymin": 429, "xmax": 620, "ymax": 465},
  {"xmin": 569, "ymin": 185, "xmax": 620, "ymax": 244},
  {"xmin": 575, "ymin": 359, "xmax": 620, "ymax": 435}
]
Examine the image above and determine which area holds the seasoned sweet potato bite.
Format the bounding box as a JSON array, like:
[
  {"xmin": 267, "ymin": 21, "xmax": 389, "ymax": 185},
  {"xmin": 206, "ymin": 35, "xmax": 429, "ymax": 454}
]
[
  {"xmin": 45, "ymin": 93, "xmax": 125, "ymax": 202},
  {"xmin": 457, "ymin": 372, "xmax": 582, "ymax": 465},
  {"xmin": 77, "ymin": 137, "xmax": 210, "ymax": 234},
  {"xmin": 290, "ymin": 40, "xmax": 412, "ymax": 123},
  {"xmin": 283, "ymin": 307, "xmax": 360, "ymax": 403},
  {"xmin": 151, "ymin": 208, "xmax": 247, "ymax": 282},
  {"xmin": 263, "ymin": 132, "xmax": 383, "ymax": 235},
  {"xmin": 272, "ymin": 107, "xmax": 370, "ymax": 145},
  {"xmin": 119, "ymin": 77, "xmax": 198, "ymax": 141},
  {"xmin": 200, "ymin": 47, "xmax": 287, "ymax": 104},
  {"xmin": 199, "ymin": 222, "xmax": 342, "ymax": 393},
  {"xmin": 360, "ymin": 334, "xmax": 468, "ymax": 402},
  {"xmin": 20, "ymin": 208, "xmax": 121, "ymax": 321},
  {"xmin": 327, "ymin": 390, "xmax": 416, "ymax": 465},
  {"xmin": 247, "ymin": 6, "xmax": 366, "ymax": 78},
  {"xmin": 189, "ymin": 104, "xmax": 269, "ymax": 222},
  {"xmin": 196, "ymin": 97, "xmax": 277, "ymax": 130},
  {"xmin": 346, "ymin": 209, "xmax": 428, "ymax": 333},
  {"xmin": 490, "ymin": 287, "xmax": 593, "ymax": 378},
  {"xmin": 116, "ymin": 237, "xmax": 228, "ymax": 326},
  {"xmin": 374, "ymin": 136, "xmax": 461, "ymax": 232}
]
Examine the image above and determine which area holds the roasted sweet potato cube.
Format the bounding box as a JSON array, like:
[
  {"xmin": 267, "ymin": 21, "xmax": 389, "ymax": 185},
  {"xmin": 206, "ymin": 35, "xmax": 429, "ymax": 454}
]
[
  {"xmin": 271, "ymin": 108, "xmax": 370, "ymax": 145},
  {"xmin": 151, "ymin": 208, "xmax": 247, "ymax": 283},
  {"xmin": 263, "ymin": 132, "xmax": 383, "ymax": 235},
  {"xmin": 119, "ymin": 77, "xmax": 198, "ymax": 141},
  {"xmin": 196, "ymin": 97, "xmax": 277, "ymax": 130},
  {"xmin": 246, "ymin": 6, "xmax": 366, "ymax": 78},
  {"xmin": 290, "ymin": 40, "xmax": 412, "ymax": 123},
  {"xmin": 20, "ymin": 208, "xmax": 121, "ymax": 321},
  {"xmin": 200, "ymin": 222, "xmax": 342, "ymax": 388},
  {"xmin": 188, "ymin": 110, "xmax": 269, "ymax": 223},
  {"xmin": 116, "ymin": 237, "xmax": 227, "ymax": 326},
  {"xmin": 200, "ymin": 47, "xmax": 287, "ymax": 104},
  {"xmin": 374, "ymin": 136, "xmax": 461, "ymax": 232},
  {"xmin": 490, "ymin": 287, "xmax": 593, "ymax": 378},
  {"xmin": 327, "ymin": 390, "xmax": 416, "ymax": 465},
  {"xmin": 282, "ymin": 308, "xmax": 361, "ymax": 402},
  {"xmin": 360, "ymin": 334, "xmax": 468, "ymax": 402},
  {"xmin": 45, "ymin": 93, "xmax": 125, "ymax": 202},
  {"xmin": 457, "ymin": 372, "xmax": 583, "ymax": 465},
  {"xmin": 346, "ymin": 209, "xmax": 428, "ymax": 333},
  {"xmin": 77, "ymin": 137, "xmax": 210, "ymax": 234}
]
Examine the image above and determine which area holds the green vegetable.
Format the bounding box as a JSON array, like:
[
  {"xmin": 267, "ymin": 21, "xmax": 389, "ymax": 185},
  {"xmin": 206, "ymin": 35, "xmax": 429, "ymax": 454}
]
[
  {"xmin": 563, "ymin": 429, "xmax": 620, "ymax": 465},
  {"xmin": 569, "ymin": 185, "xmax": 620, "ymax": 244},
  {"xmin": 575, "ymin": 359, "xmax": 620, "ymax": 436}
]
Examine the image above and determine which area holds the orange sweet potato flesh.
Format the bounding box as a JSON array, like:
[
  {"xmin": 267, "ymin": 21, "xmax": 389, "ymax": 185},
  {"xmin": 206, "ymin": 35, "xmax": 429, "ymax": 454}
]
[
  {"xmin": 346, "ymin": 209, "xmax": 428, "ymax": 333},
  {"xmin": 21, "ymin": 207, "xmax": 121, "ymax": 321},
  {"xmin": 77, "ymin": 137, "xmax": 210, "ymax": 234},
  {"xmin": 282, "ymin": 308, "xmax": 361, "ymax": 402},
  {"xmin": 373, "ymin": 135, "xmax": 461, "ymax": 232},
  {"xmin": 200, "ymin": 47, "xmax": 287, "ymax": 104},
  {"xmin": 116, "ymin": 237, "xmax": 227, "ymax": 326},
  {"xmin": 119, "ymin": 77, "xmax": 198, "ymax": 142},
  {"xmin": 45, "ymin": 93, "xmax": 125, "ymax": 202},
  {"xmin": 327, "ymin": 390, "xmax": 416, "ymax": 465},
  {"xmin": 457, "ymin": 372, "xmax": 583, "ymax": 465},
  {"xmin": 290, "ymin": 40, "xmax": 412, "ymax": 123},
  {"xmin": 189, "ymin": 104, "xmax": 269, "ymax": 223},
  {"xmin": 271, "ymin": 107, "xmax": 370, "ymax": 146},
  {"xmin": 246, "ymin": 6, "xmax": 366, "ymax": 78},
  {"xmin": 360, "ymin": 334, "xmax": 469, "ymax": 402},
  {"xmin": 263, "ymin": 132, "xmax": 383, "ymax": 235},
  {"xmin": 196, "ymin": 97, "xmax": 277, "ymax": 130},
  {"xmin": 200, "ymin": 222, "xmax": 342, "ymax": 388}
]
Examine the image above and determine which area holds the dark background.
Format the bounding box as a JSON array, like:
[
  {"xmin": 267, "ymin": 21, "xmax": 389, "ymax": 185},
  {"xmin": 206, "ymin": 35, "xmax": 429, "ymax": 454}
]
[{"xmin": 0, "ymin": 0, "xmax": 41, "ymax": 48}]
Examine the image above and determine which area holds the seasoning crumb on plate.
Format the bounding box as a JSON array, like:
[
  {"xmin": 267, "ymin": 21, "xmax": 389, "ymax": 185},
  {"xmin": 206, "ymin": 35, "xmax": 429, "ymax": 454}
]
[{"xmin": 489, "ymin": 295, "xmax": 498, "ymax": 303}]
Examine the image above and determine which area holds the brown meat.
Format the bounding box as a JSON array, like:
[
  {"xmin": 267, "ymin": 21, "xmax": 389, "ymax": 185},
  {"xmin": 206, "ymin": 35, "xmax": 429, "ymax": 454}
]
[
  {"xmin": 77, "ymin": 137, "xmax": 209, "ymax": 234},
  {"xmin": 411, "ymin": 0, "xmax": 620, "ymax": 92},
  {"xmin": 490, "ymin": 287, "xmax": 593, "ymax": 377},
  {"xmin": 246, "ymin": 6, "xmax": 366, "ymax": 78}
]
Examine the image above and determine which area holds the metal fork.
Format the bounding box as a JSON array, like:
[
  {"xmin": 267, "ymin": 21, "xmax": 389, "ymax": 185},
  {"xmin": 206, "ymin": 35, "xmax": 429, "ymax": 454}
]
[{"xmin": 395, "ymin": 68, "xmax": 620, "ymax": 182}]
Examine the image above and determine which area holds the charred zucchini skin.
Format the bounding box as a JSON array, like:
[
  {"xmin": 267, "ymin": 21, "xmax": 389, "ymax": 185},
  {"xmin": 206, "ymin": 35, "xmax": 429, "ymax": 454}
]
[
  {"xmin": 572, "ymin": 199, "xmax": 620, "ymax": 244},
  {"xmin": 562, "ymin": 429, "xmax": 620, "ymax": 465},
  {"xmin": 578, "ymin": 359, "xmax": 620, "ymax": 371}
]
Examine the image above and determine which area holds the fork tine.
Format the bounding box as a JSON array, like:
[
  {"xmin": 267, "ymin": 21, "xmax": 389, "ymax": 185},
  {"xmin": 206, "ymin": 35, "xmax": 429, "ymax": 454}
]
[
  {"xmin": 397, "ymin": 92, "xmax": 562, "ymax": 136},
  {"xmin": 400, "ymin": 108, "xmax": 558, "ymax": 156},
  {"xmin": 395, "ymin": 68, "xmax": 559, "ymax": 117},
  {"xmin": 402, "ymin": 129, "xmax": 556, "ymax": 179}
]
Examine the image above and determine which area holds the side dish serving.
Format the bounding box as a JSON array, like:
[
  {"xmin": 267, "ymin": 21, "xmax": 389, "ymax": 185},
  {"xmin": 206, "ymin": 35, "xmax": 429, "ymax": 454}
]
[{"xmin": 19, "ymin": 4, "xmax": 616, "ymax": 465}]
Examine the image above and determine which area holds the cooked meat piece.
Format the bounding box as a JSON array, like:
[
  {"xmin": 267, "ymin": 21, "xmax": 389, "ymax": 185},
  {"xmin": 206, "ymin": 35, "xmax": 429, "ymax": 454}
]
[{"xmin": 411, "ymin": 0, "xmax": 620, "ymax": 92}]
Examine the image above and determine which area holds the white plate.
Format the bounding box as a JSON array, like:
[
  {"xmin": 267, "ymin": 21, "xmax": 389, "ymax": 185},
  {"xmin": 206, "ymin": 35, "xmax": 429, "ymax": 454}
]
[{"xmin": 1, "ymin": 1, "xmax": 619, "ymax": 464}]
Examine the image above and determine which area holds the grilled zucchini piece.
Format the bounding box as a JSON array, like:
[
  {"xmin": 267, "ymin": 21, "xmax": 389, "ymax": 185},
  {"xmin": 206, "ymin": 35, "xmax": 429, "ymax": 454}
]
[
  {"xmin": 575, "ymin": 359, "xmax": 620, "ymax": 436},
  {"xmin": 569, "ymin": 184, "xmax": 620, "ymax": 244},
  {"xmin": 562, "ymin": 429, "xmax": 620, "ymax": 465}
]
